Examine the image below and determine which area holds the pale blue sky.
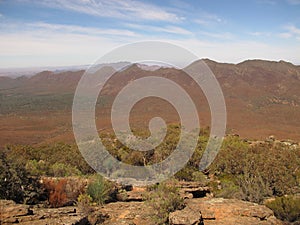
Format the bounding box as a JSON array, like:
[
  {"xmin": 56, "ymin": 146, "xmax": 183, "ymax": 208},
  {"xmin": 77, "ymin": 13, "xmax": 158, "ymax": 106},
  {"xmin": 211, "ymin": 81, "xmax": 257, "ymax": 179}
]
[{"xmin": 0, "ymin": 0, "xmax": 299, "ymax": 67}]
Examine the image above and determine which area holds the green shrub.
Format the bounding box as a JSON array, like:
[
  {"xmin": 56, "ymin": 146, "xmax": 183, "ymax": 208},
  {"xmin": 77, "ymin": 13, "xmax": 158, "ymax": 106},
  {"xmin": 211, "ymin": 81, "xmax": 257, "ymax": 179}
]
[
  {"xmin": 77, "ymin": 193, "xmax": 92, "ymax": 205},
  {"xmin": 87, "ymin": 175, "xmax": 112, "ymax": 205},
  {"xmin": 210, "ymin": 137, "xmax": 300, "ymax": 203},
  {"xmin": 4, "ymin": 144, "xmax": 94, "ymax": 176},
  {"xmin": 26, "ymin": 160, "xmax": 82, "ymax": 177},
  {"xmin": 146, "ymin": 181, "xmax": 184, "ymax": 225},
  {"xmin": 237, "ymin": 171, "xmax": 272, "ymax": 203},
  {"xmin": 175, "ymin": 165, "xmax": 208, "ymax": 185},
  {"xmin": 77, "ymin": 193, "xmax": 93, "ymax": 214},
  {"xmin": 26, "ymin": 159, "xmax": 48, "ymax": 176},
  {"xmin": 212, "ymin": 175, "xmax": 241, "ymax": 199},
  {"xmin": 49, "ymin": 162, "xmax": 82, "ymax": 177},
  {"xmin": 266, "ymin": 195, "xmax": 300, "ymax": 222},
  {"xmin": 191, "ymin": 171, "xmax": 208, "ymax": 183},
  {"xmin": 175, "ymin": 165, "xmax": 196, "ymax": 181},
  {"xmin": 0, "ymin": 151, "xmax": 28, "ymax": 202}
]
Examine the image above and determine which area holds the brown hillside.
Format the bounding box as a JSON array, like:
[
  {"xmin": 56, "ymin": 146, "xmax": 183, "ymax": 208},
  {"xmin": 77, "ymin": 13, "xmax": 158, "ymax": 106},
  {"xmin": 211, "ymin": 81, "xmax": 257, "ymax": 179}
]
[{"xmin": 0, "ymin": 59, "xmax": 300, "ymax": 146}]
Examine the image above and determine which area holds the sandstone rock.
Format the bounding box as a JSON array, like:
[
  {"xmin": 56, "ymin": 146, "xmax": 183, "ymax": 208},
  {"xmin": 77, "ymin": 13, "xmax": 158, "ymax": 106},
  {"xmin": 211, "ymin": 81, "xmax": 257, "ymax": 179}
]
[
  {"xmin": 116, "ymin": 190, "xmax": 144, "ymax": 202},
  {"xmin": 179, "ymin": 187, "xmax": 210, "ymax": 199},
  {"xmin": 88, "ymin": 211, "xmax": 109, "ymax": 224},
  {"xmin": 181, "ymin": 192, "xmax": 194, "ymax": 199},
  {"xmin": 0, "ymin": 200, "xmax": 32, "ymax": 223},
  {"xmin": 186, "ymin": 197, "xmax": 283, "ymax": 225},
  {"xmin": 0, "ymin": 195, "xmax": 283, "ymax": 225},
  {"xmin": 169, "ymin": 206, "xmax": 203, "ymax": 225},
  {"xmin": 200, "ymin": 208, "xmax": 215, "ymax": 220},
  {"xmin": 116, "ymin": 186, "xmax": 146, "ymax": 202},
  {"xmin": 0, "ymin": 200, "xmax": 93, "ymax": 225},
  {"xmin": 99, "ymin": 202, "xmax": 153, "ymax": 225},
  {"xmin": 176, "ymin": 181, "xmax": 210, "ymax": 190},
  {"xmin": 176, "ymin": 181, "xmax": 211, "ymax": 199}
]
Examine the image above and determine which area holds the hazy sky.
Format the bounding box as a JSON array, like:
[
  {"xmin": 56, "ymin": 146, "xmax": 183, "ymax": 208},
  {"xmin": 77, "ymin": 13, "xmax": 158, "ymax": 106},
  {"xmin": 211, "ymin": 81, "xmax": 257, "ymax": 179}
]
[{"xmin": 0, "ymin": 0, "xmax": 299, "ymax": 68}]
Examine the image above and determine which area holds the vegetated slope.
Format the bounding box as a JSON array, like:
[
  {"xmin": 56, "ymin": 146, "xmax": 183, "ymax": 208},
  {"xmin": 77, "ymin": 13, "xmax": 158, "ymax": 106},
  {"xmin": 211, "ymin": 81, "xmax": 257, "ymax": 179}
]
[
  {"xmin": 204, "ymin": 59, "xmax": 300, "ymax": 139},
  {"xmin": 0, "ymin": 59, "xmax": 300, "ymax": 146}
]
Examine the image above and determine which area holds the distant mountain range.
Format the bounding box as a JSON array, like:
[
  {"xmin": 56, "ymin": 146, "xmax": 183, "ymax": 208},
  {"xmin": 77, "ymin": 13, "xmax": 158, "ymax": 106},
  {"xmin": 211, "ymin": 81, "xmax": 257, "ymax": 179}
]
[
  {"xmin": 0, "ymin": 64, "xmax": 89, "ymax": 78},
  {"xmin": 1, "ymin": 59, "xmax": 300, "ymax": 145}
]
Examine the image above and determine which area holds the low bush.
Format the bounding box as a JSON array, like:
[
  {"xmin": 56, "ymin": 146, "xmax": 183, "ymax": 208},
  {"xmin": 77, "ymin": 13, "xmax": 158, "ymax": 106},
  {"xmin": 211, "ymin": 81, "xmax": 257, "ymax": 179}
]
[
  {"xmin": 210, "ymin": 137, "xmax": 300, "ymax": 203},
  {"xmin": 77, "ymin": 193, "xmax": 93, "ymax": 214},
  {"xmin": 4, "ymin": 143, "xmax": 94, "ymax": 176},
  {"xmin": 175, "ymin": 165, "xmax": 208, "ymax": 185},
  {"xmin": 212, "ymin": 175, "xmax": 241, "ymax": 199},
  {"xmin": 175, "ymin": 165, "xmax": 196, "ymax": 181},
  {"xmin": 146, "ymin": 181, "xmax": 184, "ymax": 225},
  {"xmin": 87, "ymin": 174, "xmax": 112, "ymax": 205},
  {"xmin": 43, "ymin": 178, "xmax": 68, "ymax": 207},
  {"xmin": 266, "ymin": 195, "xmax": 300, "ymax": 223},
  {"xmin": 49, "ymin": 162, "xmax": 82, "ymax": 177},
  {"xmin": 25, "ymin": 159, "xmax": 48, "ymax": 176}
]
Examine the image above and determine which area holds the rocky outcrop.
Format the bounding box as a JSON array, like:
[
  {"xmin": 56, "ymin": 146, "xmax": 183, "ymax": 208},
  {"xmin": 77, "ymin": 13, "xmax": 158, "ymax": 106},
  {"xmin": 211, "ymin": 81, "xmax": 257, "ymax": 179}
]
[
  {"xmin": 0, "ymin": 200, "xmax": 33, "ymax": 224},
  {"xmin": 0, "ymin": 199, "xmax": 153, "ymax": 225},
  {"xmin": 179, "ymin": 197, "xmax": 283, "ymax": 225},
  {"xmin": 115, "ymin": 181, "xmax": 211, "ymax": 202},
  {"xmin": 169, "ymin": 197, "xmax": 283, "ymax": 224},
  {"xmin": 176, "ymin": 182, "xmax": 211, "ymax": 199},
  {"xmin": 1, "ymin": 192, "xmax": 283, "ymax": 225},
  {"xmin": 0, "ymin": 199, "xmax": 107, "ymax": 225},
  {"xmin": 0, "ymin": 180, "xmax": 282, "ymax": 225}
]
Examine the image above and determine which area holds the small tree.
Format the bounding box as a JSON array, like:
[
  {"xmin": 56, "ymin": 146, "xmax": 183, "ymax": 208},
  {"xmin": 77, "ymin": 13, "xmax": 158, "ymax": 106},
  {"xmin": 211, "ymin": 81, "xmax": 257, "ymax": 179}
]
[{"xmin": 0, "ymin": 151, "xmax": 43, "ymax": 204}]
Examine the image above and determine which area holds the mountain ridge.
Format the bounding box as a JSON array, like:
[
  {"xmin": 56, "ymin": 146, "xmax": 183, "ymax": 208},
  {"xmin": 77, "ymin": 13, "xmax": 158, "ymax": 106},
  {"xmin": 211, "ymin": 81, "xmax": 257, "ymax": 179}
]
[{"xmin": 0, "ymin": 58, "xmax": 300, "ymax": 146}]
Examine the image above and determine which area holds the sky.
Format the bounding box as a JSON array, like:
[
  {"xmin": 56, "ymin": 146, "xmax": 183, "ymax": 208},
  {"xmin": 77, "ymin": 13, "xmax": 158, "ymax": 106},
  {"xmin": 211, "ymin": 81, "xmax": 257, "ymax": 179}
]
[{"xmin": 0, "ymin": 0, "xmax": 299, "ymax": 68}]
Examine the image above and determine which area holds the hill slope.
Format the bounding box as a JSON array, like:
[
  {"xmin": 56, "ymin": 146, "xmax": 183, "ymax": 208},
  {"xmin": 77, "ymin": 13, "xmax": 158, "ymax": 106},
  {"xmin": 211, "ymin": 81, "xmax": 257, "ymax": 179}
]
[{"xmin": 0, "ymin": 59, "xmax": 300, "ymax": 146}]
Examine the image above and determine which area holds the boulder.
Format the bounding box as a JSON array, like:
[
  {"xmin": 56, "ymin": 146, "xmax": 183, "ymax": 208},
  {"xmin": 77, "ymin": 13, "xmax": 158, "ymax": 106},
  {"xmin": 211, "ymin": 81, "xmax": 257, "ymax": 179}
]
[{"xmin": 169, "ymin": 206, "xmax": 203, "ymax": 225}]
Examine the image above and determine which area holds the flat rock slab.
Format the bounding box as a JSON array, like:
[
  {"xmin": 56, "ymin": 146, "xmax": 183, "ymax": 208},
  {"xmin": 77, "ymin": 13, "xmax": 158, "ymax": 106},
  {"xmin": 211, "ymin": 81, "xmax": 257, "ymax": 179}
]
[
  {"xmin": 98, "ymin": 201, "xmax": 153, "ymax": 225},
  {"xmin": 185, "ymin": 197, "xmax": 283, "ymax": 225}
]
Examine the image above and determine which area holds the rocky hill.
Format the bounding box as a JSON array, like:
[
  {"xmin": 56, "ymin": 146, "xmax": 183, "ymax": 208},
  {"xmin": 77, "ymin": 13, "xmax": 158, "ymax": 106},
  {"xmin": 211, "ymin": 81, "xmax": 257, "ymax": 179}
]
[{"xmin": 0, "ymin": 59, "xmax": 300, "ymax": 146}]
